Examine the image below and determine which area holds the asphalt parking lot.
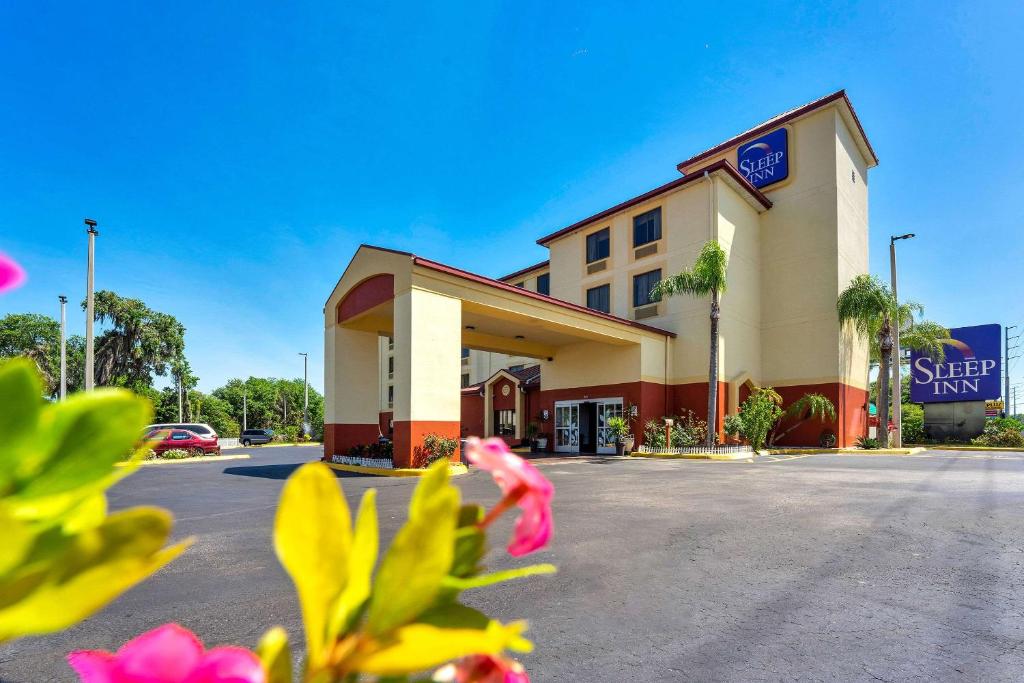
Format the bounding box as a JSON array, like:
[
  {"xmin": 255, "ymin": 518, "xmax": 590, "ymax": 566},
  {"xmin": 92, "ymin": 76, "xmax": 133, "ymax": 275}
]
[{"xmin": 4, "ymin": 446, "xmax": 1024, "ymax": 681}]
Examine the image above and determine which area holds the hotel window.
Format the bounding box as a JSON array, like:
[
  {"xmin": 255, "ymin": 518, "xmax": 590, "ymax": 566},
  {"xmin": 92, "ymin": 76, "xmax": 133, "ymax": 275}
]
[
  {"xmin": 586, "ymin": 284, "xmax": 611, "ymax": 313},
  {"xmin": 633, "ymin": 207, "xmax": 662, "ymax": 247},
  {"xmin": 387, "ymin": 336, "xmax": 394, "ymax": 351},
  {"xmin": 514, "ymin": 281, "xmax": 525, "ymax": 288},
  {"xmin": 586, "ymin": 228, "xmax": 610, "ymax": 263},
  {"xmin": 509, "ymin": 364, "xmax": 525, "ymax": 373},
  {"xmin": 461, "ymin": 373, "xmax": 471, "ymax": 388},
  {"xmin": 461, "ymin": 347, "xmax": 470, "ymax": 358},
  {"xmin": 536, "ymin": 273, "xmax": 550, "ymax": 295},
  {"xmin": 633, "ymin": 269, "xmax": 663, "ymax": 307},
  {"xmin": 387, "ymin": 385, "xmax": 394, "ymax": 408},
  {"xmin": 387, "ymin": 356, "xmax": 394, "ymax": 379},
  {"xmin": 494, "ymin": 409, "xmax": 516, "ymax": 436}
]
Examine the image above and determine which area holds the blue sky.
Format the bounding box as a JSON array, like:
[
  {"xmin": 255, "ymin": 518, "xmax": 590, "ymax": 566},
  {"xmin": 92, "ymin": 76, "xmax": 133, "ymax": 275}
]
[{"xmin": 2, "ymin": 2, "xmax": 1022, "ymax": 394}]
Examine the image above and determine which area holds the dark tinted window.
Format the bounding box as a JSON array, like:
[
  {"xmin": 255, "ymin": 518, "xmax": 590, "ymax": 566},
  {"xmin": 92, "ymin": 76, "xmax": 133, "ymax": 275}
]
[
  {"xmin": 633, "ymin": 207, "xmax": 662, "ymax": 247},
  {"xmin": 633, "ymin": 269, "xmax": 663, "ymax": 307},
  {"xmin": 586, "ymin": 284, "xmax": 611, "ymax": 313},
  {"xmin": 586, "ymin": 228, "xmax": 610, "ymax": 263},
  {"xmin": 494, "ymin": 409, "xmax": 516, "ymax": 436},
  {"xmin": 514, "ymin": 281, "xmax": 525, "ymax": 288},
  {"xmin": 536, "ymin": 273, "xmax": 550, "ymax": 295},
  {"xmin": 171, "ymin": 431, "xmax": 191, "ymax": 440}
]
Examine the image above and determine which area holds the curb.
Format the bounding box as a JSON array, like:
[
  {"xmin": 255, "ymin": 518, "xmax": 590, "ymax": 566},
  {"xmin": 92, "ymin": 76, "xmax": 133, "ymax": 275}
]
[
  {"xmin": 764, "ymin": 447, "xmax": 925, "ymax": 456},
  {"xmin": 118, "ymin": 453, "xmax": 252, "ymax": 467},
  {"xmin": 913, "ymin": 445, "xmax": 1024, "ymax": 452},
  {"xmin": 629, "ymin": 451, "xmax": 751, "ymax": 461},
  {"xmin": 326, "ymin": 463, "xmax": 469, "ymax": 477},
  {"xmin": 242, "ymin": 442, "xmax": 322, "ymax": 449}
]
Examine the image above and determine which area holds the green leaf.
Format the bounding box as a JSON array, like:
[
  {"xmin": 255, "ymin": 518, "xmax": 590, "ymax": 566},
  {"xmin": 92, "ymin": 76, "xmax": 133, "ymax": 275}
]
[
  {"xmin": 442, "ymin": 563, "xmax": 557, "ymax": 591},
  {"xmin": 0, "ymin": 507, "xmax": 189, "ymax": 641},
  {"xmin": 0, "ymin": 511, "xmax": 33, "ymax": 577},
  {"xmin": 274, "ymin": 462, "xmax": 352, "ymax": 664},
  {"xmin": 365, "ymin": 461, "xmax": 459, "ymax": 635},
  {"xmin": 0, "ymin": 360, "xmax": 43, "ymax": 491},
  {"xmin": 328, "ymin": 488, "xmax": 378, "ymax": 638},
  {"xmin": 11, "ymin": 389, "xmax": 150, "ymax": 502},
  {"xmin": 353, "ymin": 620, "xmax": 531, "ymax": 676},
  {"xmin": 450, "ymin": 526, "xmax": 486, "ymax": 579},
  {"xmin": 256, "ymin": 626, "xmax": 292, "ymax": 683}
]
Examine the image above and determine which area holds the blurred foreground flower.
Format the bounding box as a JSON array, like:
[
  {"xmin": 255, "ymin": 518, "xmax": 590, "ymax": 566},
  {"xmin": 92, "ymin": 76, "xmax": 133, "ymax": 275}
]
[
  {"xmin": 465, "ymin": 437, "xmax": 554, "ymax": 556},
  {"xmin": 433, "ymin": 654, "xmax": 530, "ymax": 683},
  {"xmin": 68, "ymin": 623, "xmax": 265, "ymax": 683},
  {"xmin": 0, "ymin": 252, "xmax": 26, "ymax": 292}
]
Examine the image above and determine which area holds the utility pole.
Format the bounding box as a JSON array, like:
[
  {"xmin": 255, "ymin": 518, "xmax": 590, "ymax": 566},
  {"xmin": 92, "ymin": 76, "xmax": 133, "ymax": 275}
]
[
  {"xmin": 84, "ymin": 219, "xmax": 98, "ymax": 391},
  {"xmin": 299, "ymin": 352, "xmax": 309, "ymax": 437},
  {"xmin": 178, "ymin": 376, "xmax": 183, "ymax": 422},
  {"xmin": 242, "ymin": 385, "xmax": 247, "ymax": 431},
  {"xmin": 889, "ymin": 233, "xmax": 915, "ymax": 447},
  {"xmin": 1006, "ymin": 326, "xmax": 1020, "ymax": 417},
  {"xmin": 58, "ymin": 295, "xmax": 67, "ymax": 400}
]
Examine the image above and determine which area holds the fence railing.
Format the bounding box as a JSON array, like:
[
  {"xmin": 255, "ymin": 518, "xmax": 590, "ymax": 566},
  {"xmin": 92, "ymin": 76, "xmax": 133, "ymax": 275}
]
[
  {"xmin": 218, "ymin": 438, "xmax": 240, "ymax": 450},
  {"xmin": 331, "ymin": 454, "xmax": 394, "ymax": 469},
  {"xmin": 636, "ymin": 444, "xmax": 753, "ymax": 455}
]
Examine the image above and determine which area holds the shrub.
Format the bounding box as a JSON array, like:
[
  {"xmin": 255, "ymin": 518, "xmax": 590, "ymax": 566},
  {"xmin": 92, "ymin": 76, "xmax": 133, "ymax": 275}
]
[
  {"xmin": 856, "ymin": 436, "xmax": 881, "ymax": 449},
  {"xmin": 736, "ymin": 387, "xmax": 784, "ymax": 451},
  {"xmin": 642, "ymin": 419, "xmax": 667, "ymax": 449},
  {"xmin": 972, "ymin": 422, "xmax": 1024, "ymax": 447},
  {"xmin": 159, "ymin": 448, "xmax": 192, "ymax": 460},
  {"xmin": 819, "ymin": 430, "xmax": 837, "ymax": 448},
  {"xmin": 671, "ymin": 409, "xmax": 708, "ymax": 447},
  {"xmin": 415, "ymin": 433, "xmax": 459, "ymax": 468},
  {"xmin": 607, "ymin": 416, "xmax": 630, "ymax": 443},
  {"xmin": 901, "ymin": 403, "xmax": 925, "ymax": 443},
  {"xmin": 724, "ymin": 414, "xmax": 744, "ymax": 439}
]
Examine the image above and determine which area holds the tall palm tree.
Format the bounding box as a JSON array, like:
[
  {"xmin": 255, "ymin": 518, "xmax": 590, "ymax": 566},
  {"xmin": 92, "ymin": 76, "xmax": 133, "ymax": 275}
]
[
  {"xmin": 837, "ymin": 275, "xmax": 948, "ymax": 445},
  {"xmin": 652, "ymin": 240, "xmax": 728, "ymax": 447}
]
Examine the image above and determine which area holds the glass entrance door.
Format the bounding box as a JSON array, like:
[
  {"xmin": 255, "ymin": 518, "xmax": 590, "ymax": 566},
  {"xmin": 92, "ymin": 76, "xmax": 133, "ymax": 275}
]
[
  {"xmin": 596, "ymin": 399, "xmax": 624, "ymax": 454},
  {"xmin": 554, "ymin": 403, "xmax": 579, "ymax": 453}
]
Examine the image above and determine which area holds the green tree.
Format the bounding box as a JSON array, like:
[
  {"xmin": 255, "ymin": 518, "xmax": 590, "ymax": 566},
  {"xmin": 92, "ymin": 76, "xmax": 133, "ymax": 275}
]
[
  {"xmin": 212, "ymin": 376, "xmax": 324, "ymax": 439},
  {"xmin": 652, "ymin": 240, "xmax": 728, "ymax": 447},
  {"xmin": 0, "ymin": 313, "xmax": 85, "ymax": 397},
  {"xmin": 838, "ymin": 275, "xmax": 947, "ymax": 446},
  {"xmin": 735, "ymin": 387, "xmax": 784, "ymax": 451},
  {"xmin": 88, "ymin": 290, "xmax": 185, "ymax": 391}
]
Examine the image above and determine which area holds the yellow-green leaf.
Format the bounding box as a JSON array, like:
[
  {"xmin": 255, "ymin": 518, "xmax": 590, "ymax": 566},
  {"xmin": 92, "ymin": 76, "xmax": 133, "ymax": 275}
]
[
  {"xmin": 354, "ymin": 620, "xmax": 531, "ymax": 675},
  {"xmin": 256, "ymin": 626, "xmax": 292, "ymax": 683},
  {"xmin": 328, "ymin": 488, "xmax": 378, "ymax": 638},
  {"xmin": 0, "ymin": 360, "xmax": 42, "ymax": 490},
  {"xmin": 442, "ymin": 563, "xmax": 557, "ymax": 591},
  {"xmin": 274, "ymin": 462, "xmax": 352, "ymax": 664},
  {"xmin": 0, "ymin": 507, "xmax": 189, "ymax": 641},
  {"xmin": 365, "ymin": 462, "xmax": 459, "ymax": 635},
  {"xmin": 0, "ymin": 511, "xmax": 33, "ymax": 577}
]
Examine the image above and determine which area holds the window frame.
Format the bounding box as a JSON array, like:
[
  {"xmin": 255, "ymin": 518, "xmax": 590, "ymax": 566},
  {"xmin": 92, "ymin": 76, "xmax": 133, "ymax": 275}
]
[
  {"xmin": 585, "ymin": 227, "xmax": 610, "ymax": 264},
  {"xmin": 536, "ymin": 272, "xmax": 550, "ymax": 296},
  {"xmin": 494, "ymin": 409, "xmax": 516, "ymax": 437},
  {"xmin": 586, "ymin": 283, "xmax": 611, "ymax": 314},
  {"xmin": 632, "ymin": 207, "xmax": 662, "ymax": 248},
  {"xmin": 633, "ymin": 268, "xmax": 663, "ymax": 308}
]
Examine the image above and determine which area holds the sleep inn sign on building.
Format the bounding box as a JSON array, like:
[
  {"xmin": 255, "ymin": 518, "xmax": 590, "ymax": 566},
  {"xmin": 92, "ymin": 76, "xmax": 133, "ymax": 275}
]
[{"xmin": 323, "ymin": 90, "xmax": 877, "ymax": 467}]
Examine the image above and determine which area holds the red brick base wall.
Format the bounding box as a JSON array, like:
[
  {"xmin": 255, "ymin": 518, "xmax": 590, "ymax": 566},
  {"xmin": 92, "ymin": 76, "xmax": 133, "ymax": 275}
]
[
  {"xmin": 323, "ymin": 423, "xmax": 382, "ymax": 461},
  {"xmin": 393, "ymin": 420, "xmax": 462, "ymax": 468}
]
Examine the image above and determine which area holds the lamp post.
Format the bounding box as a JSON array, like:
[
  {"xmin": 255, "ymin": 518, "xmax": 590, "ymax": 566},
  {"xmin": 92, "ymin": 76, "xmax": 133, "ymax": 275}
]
[
  {"xmin": 58, "ymin": 295, "xmax": 67, "ymax": 399},
  {"xmin": 299, "ymin": 352, "xmax": 309, "ymax": 437},
  {"xmin": 84, "ymin": 219, "xmax": 98, "ymax": 391},
  {"xmin": 242, "ymin": 385, "xmax": 247, "ymax": 432},
  {"xmin": 890, "ymin": 232, "xmax": 915, "ymax": 447}
]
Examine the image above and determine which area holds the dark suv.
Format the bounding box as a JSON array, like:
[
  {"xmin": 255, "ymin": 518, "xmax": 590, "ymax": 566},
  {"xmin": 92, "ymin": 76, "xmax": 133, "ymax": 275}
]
[{"xmin": 240, "ymin": 429, "xmax": 274, "ymax": 446}]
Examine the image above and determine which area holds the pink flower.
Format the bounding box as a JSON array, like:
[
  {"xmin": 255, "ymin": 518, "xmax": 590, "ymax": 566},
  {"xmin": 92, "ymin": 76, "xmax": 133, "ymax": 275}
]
[
  {"xmin": 67, "ymin": 623, "xmax": 265, "ymax": 683},
  {"xmin": 433, "ymin": 654, "xmax": 530, "ymax": 683},
  {"xmin": 465, "ymin": 437, "xmax": 553, "ymax": 556},
  {"xmin": 0, "ymin": 252, "xmax": 26, "ymax": 293}
]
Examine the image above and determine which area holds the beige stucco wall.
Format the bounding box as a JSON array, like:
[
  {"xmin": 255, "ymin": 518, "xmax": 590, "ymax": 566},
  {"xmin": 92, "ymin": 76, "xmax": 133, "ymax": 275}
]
[{"xmin": 392, "ymin": 288, "xmax": 462, "ymax": 422}]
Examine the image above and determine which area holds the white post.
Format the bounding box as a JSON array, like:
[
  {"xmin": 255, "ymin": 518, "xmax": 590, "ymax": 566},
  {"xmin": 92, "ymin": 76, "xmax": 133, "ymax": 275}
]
[
  {"xmin": 84, "ymin": 219, "xmax": 98, "ymax": 391},
  {"xmin": 59, "ymin": 295, "xmax": 67, "ymax": 399},
  {"xmin": 243, "ymin": 387, "xmax": 247, "ymax": 431},
  {"xmin": 299, "ymin": 352, "xmax": 309, "ymax": 437}
]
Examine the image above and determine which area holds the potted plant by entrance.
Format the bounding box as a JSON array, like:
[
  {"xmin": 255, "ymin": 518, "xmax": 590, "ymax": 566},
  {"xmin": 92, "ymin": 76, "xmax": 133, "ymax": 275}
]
[
  {"xmin": 527, "ymin": 421, "xmax": 540, "ymax": 453},
  {"xmin": 608, "ymin": 416, "xmax": 631, "ymax": 456},
  {"xmin": 535, "ymin": 432, "xmax": 549, "ymax": 452}
]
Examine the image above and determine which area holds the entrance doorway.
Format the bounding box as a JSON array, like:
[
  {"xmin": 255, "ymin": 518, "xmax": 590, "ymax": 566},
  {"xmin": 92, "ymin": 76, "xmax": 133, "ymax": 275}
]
[{"xmin": 554, "ymin": 398, "xmax": 623, "ymax": 454}]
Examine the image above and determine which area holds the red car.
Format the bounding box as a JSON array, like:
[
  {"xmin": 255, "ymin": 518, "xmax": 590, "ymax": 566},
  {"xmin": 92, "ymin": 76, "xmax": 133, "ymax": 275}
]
[{"xmin": 145, "ymin": 429, "xmax": 221, "ymax": 456}]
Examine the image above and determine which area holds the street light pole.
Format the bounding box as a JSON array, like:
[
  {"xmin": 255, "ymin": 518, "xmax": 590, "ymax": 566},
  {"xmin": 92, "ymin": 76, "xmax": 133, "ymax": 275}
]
[
  {"xmin": 299, "ymin": 352, "xmax": 309, "ymax": 437},
  {"xmin": 58, "ymin": 295, "xmax": 67, "ymax": 400},
  {"xmin": 242, "ymin": 385, "xmax": 247, "ymax": 432},
  {"xmin": 889, "ymin": 233, "xmax": 915, "ymax": 448},
  {"xmin": 1006, "ymin": 326, "xmax": 1018, "ymax": 418},
  {"xmin": 84, "ymin": 219, "xmax": 98, "ymax": 391}
]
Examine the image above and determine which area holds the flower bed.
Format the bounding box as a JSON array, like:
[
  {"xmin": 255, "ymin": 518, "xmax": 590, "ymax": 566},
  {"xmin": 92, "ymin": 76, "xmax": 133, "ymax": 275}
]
[
  {"xmin": 330, "ymin": 454, "xmax": 394, "ymax": 469},
  {"xmin": 635, "ymin": 444, "xmax": 753, "ymax": 456}
]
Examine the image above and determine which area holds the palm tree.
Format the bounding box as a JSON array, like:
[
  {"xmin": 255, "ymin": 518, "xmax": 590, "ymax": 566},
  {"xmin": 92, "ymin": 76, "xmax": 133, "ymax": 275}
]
[
  {"xmin": 837, "ymin": 275, "xmax": 947, "ymax": 446},
  {"xmin": 652, "ymin": 240, "xmax": 728, "ymax": 447},
  {"xmin": 768, "ymin": 393, "xmax": 836, "ymax": 446}
]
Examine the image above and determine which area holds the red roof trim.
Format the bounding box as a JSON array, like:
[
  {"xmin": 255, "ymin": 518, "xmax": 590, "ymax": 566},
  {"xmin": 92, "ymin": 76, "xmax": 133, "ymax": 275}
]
[
  {"xmin": 499, "ymin": 260, "xmax": 550, "ymax": 282},
  {"xmin": 412, "ymin": 256, "xmax": 675, "ymax": 338},
  {"xmin": 675, "ymin": 90, "xmax": 878, "ymax": 173},
  {"xmin": 535, "ymin": 160, "xmax": 770, "ymax": 246}
]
